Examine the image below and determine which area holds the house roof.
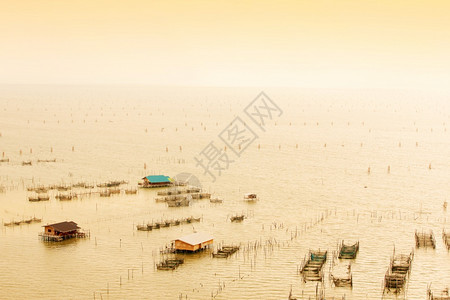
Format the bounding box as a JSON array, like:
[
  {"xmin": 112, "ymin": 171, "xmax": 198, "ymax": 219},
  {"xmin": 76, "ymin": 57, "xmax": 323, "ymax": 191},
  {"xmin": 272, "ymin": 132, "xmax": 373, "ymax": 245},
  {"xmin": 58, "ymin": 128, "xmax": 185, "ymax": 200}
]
[
  {"xmin": 44, "ymin": 221, "xmax": 79, "ymax": 233},
  {"xmin": 176, "ymin": 232, "xmax": 213, "ymax": 246},
  {"xmin": 143, "ymin": 175, "xmax": 173, "ymax": 183}
]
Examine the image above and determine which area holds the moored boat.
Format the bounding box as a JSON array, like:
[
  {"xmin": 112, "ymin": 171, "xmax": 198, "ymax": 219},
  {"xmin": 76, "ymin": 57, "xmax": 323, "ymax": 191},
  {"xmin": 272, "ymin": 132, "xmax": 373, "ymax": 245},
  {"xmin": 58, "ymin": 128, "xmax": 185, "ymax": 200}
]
[
  {"xmin": 230, "ymin": 214, "xmax": 245, "ymax": 222},
  {"xmin": 210, "ymin": 197, "xmax": 223, "ymax": 203},
  {"xmin": 243, "ymin": 193, "xmax": 258, "ymax": 202}
]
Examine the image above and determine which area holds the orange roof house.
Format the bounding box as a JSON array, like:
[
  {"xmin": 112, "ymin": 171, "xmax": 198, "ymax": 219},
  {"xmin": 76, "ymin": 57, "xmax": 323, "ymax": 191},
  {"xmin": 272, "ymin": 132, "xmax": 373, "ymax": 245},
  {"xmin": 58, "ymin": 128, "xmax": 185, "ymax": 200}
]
[
  {"xmin": 174, "ymin": 232, "xmax": 213, "ymax": 252},
  {"xmin": 40, "ymin": 221, "xmax": 87, "ymax": 242}
]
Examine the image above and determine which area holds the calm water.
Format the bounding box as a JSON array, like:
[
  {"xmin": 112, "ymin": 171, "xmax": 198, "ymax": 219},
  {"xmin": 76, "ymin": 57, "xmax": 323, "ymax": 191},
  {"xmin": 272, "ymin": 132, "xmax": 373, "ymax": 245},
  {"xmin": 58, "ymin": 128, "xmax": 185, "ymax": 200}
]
[{"xmin": 0, "ymin": 85, "xmax": 449, "ymax": 299}]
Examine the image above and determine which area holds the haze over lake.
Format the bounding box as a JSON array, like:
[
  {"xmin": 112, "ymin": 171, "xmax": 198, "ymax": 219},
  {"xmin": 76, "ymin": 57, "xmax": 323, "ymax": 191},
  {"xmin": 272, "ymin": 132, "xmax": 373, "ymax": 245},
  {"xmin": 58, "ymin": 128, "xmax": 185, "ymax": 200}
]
[{"xmin": 1, "ymin": 85, "xmax": 449, "ymax": 299}]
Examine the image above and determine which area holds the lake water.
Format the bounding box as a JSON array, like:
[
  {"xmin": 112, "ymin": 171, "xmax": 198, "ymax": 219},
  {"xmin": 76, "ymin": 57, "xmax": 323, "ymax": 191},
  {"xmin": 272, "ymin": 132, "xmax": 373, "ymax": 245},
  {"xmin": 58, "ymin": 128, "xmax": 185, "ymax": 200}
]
[{"xmin": 0, "ymin": 85, "xmax": 449, "ymax": 299}]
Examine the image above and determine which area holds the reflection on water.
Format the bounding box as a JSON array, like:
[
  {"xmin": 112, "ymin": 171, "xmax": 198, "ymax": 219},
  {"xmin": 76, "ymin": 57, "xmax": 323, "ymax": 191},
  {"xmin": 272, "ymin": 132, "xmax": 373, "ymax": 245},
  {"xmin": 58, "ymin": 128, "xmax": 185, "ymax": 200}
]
[{"xmin": 0, "ymin": 86, "xmax": 450, "ymax": 299}]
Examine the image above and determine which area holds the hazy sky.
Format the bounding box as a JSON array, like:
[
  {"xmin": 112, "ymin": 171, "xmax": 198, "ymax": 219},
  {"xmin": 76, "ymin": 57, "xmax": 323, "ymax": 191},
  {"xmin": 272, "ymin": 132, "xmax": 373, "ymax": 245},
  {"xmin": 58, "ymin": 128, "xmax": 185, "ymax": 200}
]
[{"xmin": 1, "ymin": 0, "xmax": 450, "ymax": 89}]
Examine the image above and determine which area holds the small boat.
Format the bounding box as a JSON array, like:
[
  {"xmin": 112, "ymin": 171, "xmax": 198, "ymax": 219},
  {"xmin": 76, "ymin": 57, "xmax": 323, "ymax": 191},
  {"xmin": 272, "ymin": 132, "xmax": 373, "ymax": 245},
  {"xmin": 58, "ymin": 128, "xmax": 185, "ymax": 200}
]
[
  {"xmin": 35, "ymin": 187, "xmax": 48, "ymax": 193},
  {"xmin": 28, "ymin": 196, "xmax": 40, "ymax": 202},
  {"xmin": 37, "ymin": 159, "xmax": 56, "ymax": 163},
  {"xmin": 56, "ymin": 185, "xmax": 71, "ymax": 191},
  {"xmin": 109, "ymin": 188, "xmax": 121, "ymax": 194},
  {"xmin": 137, "ymin": 224, "xmax": 153, "ymax": 231},
  {"xmin": 191, "ymin": 192, "xmax": 211, "ymax": 199},
  {"xmin": 156, "ymin": 195, "xmax": 186, "ymax": 202},
  {"xmin": 157, "ymin": 189, "xmax": 181, "ymax": 196},
  {"xmin": 243, "ymin": 193, "xmax": 258, "ymax": 202},
  {"xmin": 170, "ymin": 220, "xmax": 181, "ymax": 226},
  {"xmin": 99, "ymin": 190, "xmax": 111, "ymax": 197},
  {"xmin": 210, "ymin": 198, "xmax": 223, "ymax": 204},
  {"xmin": 125, "ymin": 188, "xmax": 137, "ymax": 194},
  {"xmin": 107, "ymin": 181, "xmax": 121, "ymax": 187},
  {"xmin": 155, "ymin": 221, "xmax": 170, "ymax": 228},
  {"xmin": 184, "ymin": 187, "xmax": 201, "ymax": 193},
  {"xmin": 56, "ymin": 193, "xmax": 76, "ymax": 201},
  {"xmin": 184, "ymin": 216, "xmax": 201, "ymax": 223},
  {"xmin": 37, "ymin": 194, "xmax": 50, "ymax": 201},
  {"xmin": 230, "ymin": 215, "xmax": 245, "ymax": 222},
  {"xmin": 167, "ymin": 200, "xmax": 188, "ymax": 207},
  {"xmin": 72, "ymin": 182, "xmax": 86, "ymax": 188},
  {"xmin": 167, "ymin": 197, "xmax": 190, "ymax": 207}
]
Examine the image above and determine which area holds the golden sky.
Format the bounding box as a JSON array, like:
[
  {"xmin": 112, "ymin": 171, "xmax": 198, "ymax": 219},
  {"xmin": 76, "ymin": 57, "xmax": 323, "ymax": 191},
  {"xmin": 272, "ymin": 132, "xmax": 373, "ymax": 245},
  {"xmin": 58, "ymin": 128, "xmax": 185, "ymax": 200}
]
[{"xmin": 1, "ymin": 0, "xmax": 450, "ymax": 89}]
